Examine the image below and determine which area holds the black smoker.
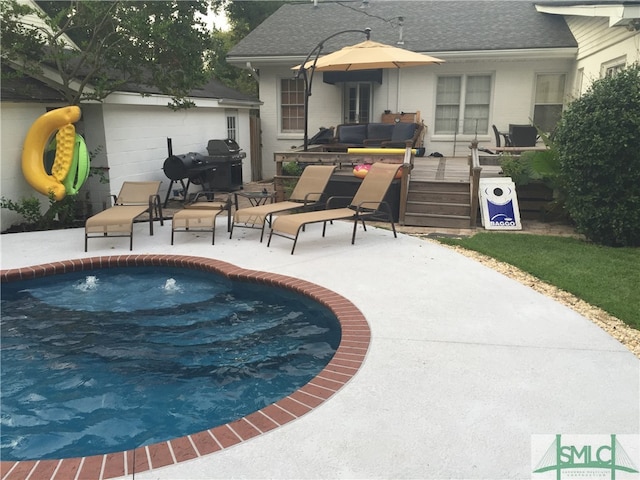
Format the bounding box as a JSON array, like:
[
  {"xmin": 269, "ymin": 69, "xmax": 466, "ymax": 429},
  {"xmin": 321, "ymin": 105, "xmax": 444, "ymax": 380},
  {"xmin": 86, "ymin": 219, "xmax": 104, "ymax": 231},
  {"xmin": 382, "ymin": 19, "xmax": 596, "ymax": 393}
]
[{"xmin": 162, "ymin": 138, "xmax": 245, "ymax": 206}]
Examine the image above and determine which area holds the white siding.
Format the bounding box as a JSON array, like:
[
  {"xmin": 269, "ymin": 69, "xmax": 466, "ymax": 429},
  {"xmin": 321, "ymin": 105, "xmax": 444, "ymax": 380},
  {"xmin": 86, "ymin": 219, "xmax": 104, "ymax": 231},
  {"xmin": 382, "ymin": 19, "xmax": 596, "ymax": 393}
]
[
  {"xmin": 257, "ymin": 56, "xmax": 574, "ymax": 168},
  {"xmin": 1, "ymin": 99, "xmax": 253, "ymax": 231},
  {"xmin": 566, "ymin": 16, "xmax": 640, "ymax": 95},
  {"xmin": 0, "ymin": 102, "xmax": 65, "ymax": 230},
  {"xmin": 101, "ymin": 103, "xmax": 247, "ymax": 201}
]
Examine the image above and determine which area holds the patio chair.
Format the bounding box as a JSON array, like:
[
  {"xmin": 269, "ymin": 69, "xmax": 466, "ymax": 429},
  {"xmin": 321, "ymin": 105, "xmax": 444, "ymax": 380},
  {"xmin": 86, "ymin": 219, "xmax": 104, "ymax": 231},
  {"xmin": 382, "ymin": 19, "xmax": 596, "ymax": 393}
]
[
  {"xmin": 267, "ymin": 162, "xmax": 400, "ymax": 254},
  {"xmin": 508, "ymin": 124, "xmax": 538, "ymax": 147},
  {"xmin": 492, "ymin": 124, "xmax": 511, "ymax": 147},
  {"xmin": 230, "ymin": 165, "xmax": 336, "ymax": 242},
  {"xmin": 85, "ymin": 181, "xmax": 163, "ymax": 251},
  {"xmin": 171, "ymin": 191, "xmax": 232, "ymax": 245}
]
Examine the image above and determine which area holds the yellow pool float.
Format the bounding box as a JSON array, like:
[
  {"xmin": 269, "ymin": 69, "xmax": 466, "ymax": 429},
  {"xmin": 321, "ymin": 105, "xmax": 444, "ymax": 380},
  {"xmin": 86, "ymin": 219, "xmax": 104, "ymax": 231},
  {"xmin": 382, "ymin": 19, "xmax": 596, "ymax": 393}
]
[{"xmin": 22, "ymin": 106, "xmax": 87, "ymax": 201}]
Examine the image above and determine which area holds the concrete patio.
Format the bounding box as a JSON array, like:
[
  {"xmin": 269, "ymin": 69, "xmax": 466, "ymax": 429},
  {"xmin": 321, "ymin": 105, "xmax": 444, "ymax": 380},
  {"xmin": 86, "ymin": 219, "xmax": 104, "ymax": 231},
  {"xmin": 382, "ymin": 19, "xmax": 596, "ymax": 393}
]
[{"xmin": 1, "ymin": 218, "xmax": 638, "ymax": 479}]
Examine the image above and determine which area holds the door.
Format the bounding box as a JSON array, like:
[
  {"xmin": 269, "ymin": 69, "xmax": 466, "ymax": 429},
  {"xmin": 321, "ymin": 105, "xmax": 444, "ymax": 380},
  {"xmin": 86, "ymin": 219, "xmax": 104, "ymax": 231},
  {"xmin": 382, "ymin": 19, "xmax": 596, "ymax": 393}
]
[
  {"xmin": 343, "ymin": 83, "xmax": 372, "ymax": 123},
  {"xmin": 249, "ymin": 113, "xmax": 262, "ymax": 181}
]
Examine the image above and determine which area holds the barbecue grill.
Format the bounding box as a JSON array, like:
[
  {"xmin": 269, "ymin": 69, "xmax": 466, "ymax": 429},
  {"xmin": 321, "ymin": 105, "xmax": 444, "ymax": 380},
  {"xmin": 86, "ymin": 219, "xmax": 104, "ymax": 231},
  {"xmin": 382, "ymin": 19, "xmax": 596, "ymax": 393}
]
[
  {"xmin": 162, "ymin": 138, "xmax": 246, "ymax": 206},
  {"xmin": 205, "ymin": 139, "xmax": 246, "ymax": 191}
]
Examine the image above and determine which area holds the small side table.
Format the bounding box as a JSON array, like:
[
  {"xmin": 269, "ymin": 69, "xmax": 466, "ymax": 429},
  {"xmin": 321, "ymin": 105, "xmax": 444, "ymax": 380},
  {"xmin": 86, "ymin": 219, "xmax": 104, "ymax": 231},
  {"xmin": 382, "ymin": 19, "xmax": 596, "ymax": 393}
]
[{"xmin": 234, "ymin": 190, "xmax": 275, "ymax": 210}]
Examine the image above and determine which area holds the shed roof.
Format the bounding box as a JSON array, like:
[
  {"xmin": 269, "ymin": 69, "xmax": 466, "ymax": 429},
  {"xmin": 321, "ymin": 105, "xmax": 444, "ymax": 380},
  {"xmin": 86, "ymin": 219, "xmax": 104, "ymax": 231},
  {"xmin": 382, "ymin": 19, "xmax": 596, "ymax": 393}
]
[
  {"xmin": 117, "ymin": 76, "xmax": 258, "ymax": 103},
  {"xmin": 228, "ymin": 0, "xmax": 578, "ymax": 61},
  {"xmin": 1, "ymin": 64, "xmax": 259, "ymax": 105},
  {"xmin": 1, "ymin": 65, "xmax": 66, "ymax": 103}
]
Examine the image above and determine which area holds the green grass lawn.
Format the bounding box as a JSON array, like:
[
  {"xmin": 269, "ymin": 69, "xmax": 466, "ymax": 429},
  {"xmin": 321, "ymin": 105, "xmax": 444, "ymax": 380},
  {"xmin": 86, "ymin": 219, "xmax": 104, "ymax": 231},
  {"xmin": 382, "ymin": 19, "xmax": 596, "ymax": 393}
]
[{"xmin": 437, "ymin": 233, "xmax": 640, "ymax": 329}]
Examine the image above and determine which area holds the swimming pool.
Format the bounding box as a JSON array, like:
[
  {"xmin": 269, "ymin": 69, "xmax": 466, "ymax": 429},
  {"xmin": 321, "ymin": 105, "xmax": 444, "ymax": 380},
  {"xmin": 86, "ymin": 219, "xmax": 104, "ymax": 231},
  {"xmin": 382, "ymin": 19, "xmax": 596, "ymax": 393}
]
[
  {"xmin": 2, "ymin": 265, "xmax": 341, "ymax": 461},
  {"xmin": 0, "ymin": 255, "xmax": 371, "ymax": 480}
]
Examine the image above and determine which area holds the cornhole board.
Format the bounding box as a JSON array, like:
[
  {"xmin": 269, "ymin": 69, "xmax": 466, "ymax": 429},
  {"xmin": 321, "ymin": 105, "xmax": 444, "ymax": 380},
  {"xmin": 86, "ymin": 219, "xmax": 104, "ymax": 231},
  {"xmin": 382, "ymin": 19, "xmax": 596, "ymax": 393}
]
[{"xmin": 479, "ymin": 177, "xmax": 522, "ymax": 230}]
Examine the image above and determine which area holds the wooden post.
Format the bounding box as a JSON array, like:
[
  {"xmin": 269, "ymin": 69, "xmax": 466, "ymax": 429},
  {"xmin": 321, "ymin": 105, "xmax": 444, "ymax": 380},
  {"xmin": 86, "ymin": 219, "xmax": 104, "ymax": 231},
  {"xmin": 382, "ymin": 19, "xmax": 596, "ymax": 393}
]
[
  {"xmin": 469, "ymin": 140, "xmax": 481, "ymax": 228},
  {"xmin": 399, "ymin": 164, "xmax": 410, "ymax": 225},
  {"xmin": 398, "ymin": 147, "xmax": 413, "ymax": 225}
]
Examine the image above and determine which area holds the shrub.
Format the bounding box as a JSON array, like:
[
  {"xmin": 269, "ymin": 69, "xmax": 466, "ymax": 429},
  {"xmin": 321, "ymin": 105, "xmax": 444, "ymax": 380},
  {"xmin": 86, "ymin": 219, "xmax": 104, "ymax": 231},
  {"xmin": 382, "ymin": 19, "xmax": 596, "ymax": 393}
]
[
  {"xmin": 1, "ymin": 193, "xmax": 79, "ymax": 231},
  {"xmin": 554, "ymin": 64, "xmax": 640, "ymax": 247},
  {"xmin": 282, "ymin": 161, "xmax": 305, "ymax": 176},
  {"xmin": 280, "ymin": 162, "xmax": 306, "ymax": 199},
  {"xmin": 499, "ymin": 133, "xmax": 569, "ymax": 219},
  {"xmin": 499, "ymin": 153, "xmax": 538, "ymax": 185},
  {"xmin": 0, "ymin": 196, "xmax": 43, "ymax": 226}
]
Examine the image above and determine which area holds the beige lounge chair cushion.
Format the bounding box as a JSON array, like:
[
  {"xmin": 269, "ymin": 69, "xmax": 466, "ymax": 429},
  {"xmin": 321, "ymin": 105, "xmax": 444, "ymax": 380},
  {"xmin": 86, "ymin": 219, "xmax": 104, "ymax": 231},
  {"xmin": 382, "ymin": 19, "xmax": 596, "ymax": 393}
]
[
  {"xmin": 85, "ymin": 205, "xmax": 151, "ymax": 234},
  {"xmin": 233, "ymin": 165, "xmax": 336, "ymax": 227},
  {"xmin": 172, "ymin": 208, "xmax": 222, "ymax": 229},
  {"xmin": 288, "ymin": 165, "xmax": 336, "ymax": 202},
  {"xmin": 186, "ymin": 201, "xmax": 228, "ymax": 210},
  {"xmin": 271, "ymin": 162, "xmax": 401, "ymax": 236},
  {"xmin": 272, "ymin": 208, "xmax": 355, "ymax": 236},
  {"xmin": 234, "ymin": 201, "xmax": 304, "ymax": 226},
  {"xmin": 115, "ymin": 181, "xmax": 162, "ymax": 204}
]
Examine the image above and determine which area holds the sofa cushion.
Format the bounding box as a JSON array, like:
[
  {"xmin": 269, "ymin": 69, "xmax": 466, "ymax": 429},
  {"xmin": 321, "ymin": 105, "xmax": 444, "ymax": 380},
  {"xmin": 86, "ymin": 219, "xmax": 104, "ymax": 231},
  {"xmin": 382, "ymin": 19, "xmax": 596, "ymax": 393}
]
[
  {"xmin": 366, "ymin": 123, "xmax": 395, "ymax": 140},
  {"xmin": 391, "ymin": 122, "xmax": 418, "ymax": 142},
  {"xmin": 338, "ymin": 124, "xmax": 367, "ymax": 144}
]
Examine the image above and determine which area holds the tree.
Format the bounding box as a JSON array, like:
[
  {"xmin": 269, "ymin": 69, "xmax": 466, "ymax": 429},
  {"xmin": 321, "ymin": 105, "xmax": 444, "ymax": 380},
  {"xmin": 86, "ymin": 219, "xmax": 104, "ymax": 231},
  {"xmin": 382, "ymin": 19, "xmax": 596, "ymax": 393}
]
[
  {"xmin": 554, "ymin": 64, "xmax": 640, "ymax": 247},
  {"xmin": 1, "ymin": 0, "xmax": 214, "ymax": 109},
  {"xmin": 215, "ymin": 0, "xmax": 283, "ymax": 40},
  {"xmin": 208, "ymin": 28, "xmax": 257, "ymax": 96},
  {"xmin": 207, "ymin": 0, "xmax": 284, "ymax": 96}
]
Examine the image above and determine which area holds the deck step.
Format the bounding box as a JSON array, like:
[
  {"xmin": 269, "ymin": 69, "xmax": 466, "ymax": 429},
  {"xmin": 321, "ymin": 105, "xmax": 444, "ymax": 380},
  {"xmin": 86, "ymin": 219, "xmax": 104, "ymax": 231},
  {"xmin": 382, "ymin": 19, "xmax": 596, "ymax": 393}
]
[
  {"xmin": 409, "ymin": 180, "xmax": 470, "ymax": 194},
  {"xmin": 403, "ymin": 213, "xmax": 472, "ymax": 229},
  {"xmin": 403, "ymin": 178, "xmax": 473, "ymax": 228},
  {"xmin": 407, "ymin": 191, "xmax": 470, "ymax": 204},
  {"xmin": 406, "ymin": 201, "xmax": 470, "ymax": 217}
]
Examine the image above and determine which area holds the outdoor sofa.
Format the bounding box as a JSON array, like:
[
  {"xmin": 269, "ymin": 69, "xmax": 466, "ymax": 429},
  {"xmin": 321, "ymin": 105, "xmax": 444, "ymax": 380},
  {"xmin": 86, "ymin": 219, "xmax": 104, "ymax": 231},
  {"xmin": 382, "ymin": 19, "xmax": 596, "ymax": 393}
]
[{"xmin": 325, "ymin": 122, "xmax": 423, "ymax": 151}]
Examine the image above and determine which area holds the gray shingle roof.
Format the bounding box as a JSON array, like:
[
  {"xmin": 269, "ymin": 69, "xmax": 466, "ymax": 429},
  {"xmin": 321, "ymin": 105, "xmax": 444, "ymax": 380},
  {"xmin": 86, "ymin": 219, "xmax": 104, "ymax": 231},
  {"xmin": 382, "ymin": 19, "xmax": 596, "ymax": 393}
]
[
  {"xmin": 117, "ymin": 77, "xmax": 258, "ymax": 102},
  {"xmin": 1, "ymin": 65, "xmax": 67, "ymax": 103},
  {"xmin": 228, "ymin": 0, "xmax": 577, "ymax": 59},
  {"xmin": 2, "ymin": 52, "xmax": 258, "ymax": 104},
  {"xmin": 537, "ymin": 0, "xmax": 639, "ymax": 5}
]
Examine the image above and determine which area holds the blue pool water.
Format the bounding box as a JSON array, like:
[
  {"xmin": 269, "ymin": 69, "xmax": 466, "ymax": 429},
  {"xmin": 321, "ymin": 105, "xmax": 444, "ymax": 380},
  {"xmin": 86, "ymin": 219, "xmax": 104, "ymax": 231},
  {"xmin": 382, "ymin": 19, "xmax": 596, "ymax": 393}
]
[{"xmin": 0, "ymin": 267, "xmax": 340, "ymax": 461}]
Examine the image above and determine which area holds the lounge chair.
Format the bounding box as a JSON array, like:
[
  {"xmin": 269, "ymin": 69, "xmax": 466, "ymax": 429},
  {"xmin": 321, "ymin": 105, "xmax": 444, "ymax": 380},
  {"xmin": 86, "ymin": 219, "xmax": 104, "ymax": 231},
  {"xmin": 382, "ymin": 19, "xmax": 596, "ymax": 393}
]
[
  {"xmin": 267, "ymin": 162, "xmax": 401, "ymax": 254},
  {"xmin": 171, "ymin": 191, "xmax": 231, "ymax": 245},
  {"xmin": 85, "ymin": 181, "xmax": 163, "ymax": 251},
  {"xmin": 230, "ymin": 164, "xmax": 336, "ymax": 242}
]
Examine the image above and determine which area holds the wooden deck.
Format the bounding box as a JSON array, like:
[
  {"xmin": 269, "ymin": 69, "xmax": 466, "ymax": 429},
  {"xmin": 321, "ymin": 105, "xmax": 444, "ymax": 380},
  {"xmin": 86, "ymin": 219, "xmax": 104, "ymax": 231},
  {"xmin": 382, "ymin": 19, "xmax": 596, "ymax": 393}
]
[
  {"xmin": 410, "ymin": 155, "xmax": 502, "ymax": 182},
  {"xmin": 273, "ymin": 149, "xmax": 504, "ymax": 228},
  {"xmin": 322, "ymin": 154, "xmax": 503, "ymax": 183}
]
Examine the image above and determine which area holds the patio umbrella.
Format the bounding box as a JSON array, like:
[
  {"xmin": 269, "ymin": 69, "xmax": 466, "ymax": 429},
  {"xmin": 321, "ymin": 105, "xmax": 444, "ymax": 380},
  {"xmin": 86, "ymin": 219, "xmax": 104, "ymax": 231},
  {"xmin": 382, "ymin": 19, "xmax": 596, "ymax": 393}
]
[
  {"xmin": 294, "ymin": 39, "xmax": 444, "ymax": 72},
  {"xmin": 295, "ymin": 33, "xmax": 444, "ymax": 150}
]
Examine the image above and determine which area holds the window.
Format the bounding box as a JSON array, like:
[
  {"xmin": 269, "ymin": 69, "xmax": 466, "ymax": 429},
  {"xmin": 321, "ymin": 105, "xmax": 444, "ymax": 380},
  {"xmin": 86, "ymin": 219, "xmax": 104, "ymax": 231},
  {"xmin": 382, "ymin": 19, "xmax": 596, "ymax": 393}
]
[
  {"xmin": 343, "ymin": 83, "xmax": 372, "ymax": 123},
  {"xmin": 602, "ymin": 56, "xmax": 626, "ymax": 78},
  {"xmin": 435, "ymin": 75, "xmax": 491, "ymax": 135},
  {"xmin": 280, "ymin": 78, "xmax": 305, "ymax": 132},
  {"xmin": 575, "ymin": 68, "xmax": 585, "ymax": 96},
  {"xmin": 226, "ymin": 110, "xmax": 237, "ymax": 140},
  {"xmin": 533, "ymin": 73, "xmax": 566, "ymax": 133}
]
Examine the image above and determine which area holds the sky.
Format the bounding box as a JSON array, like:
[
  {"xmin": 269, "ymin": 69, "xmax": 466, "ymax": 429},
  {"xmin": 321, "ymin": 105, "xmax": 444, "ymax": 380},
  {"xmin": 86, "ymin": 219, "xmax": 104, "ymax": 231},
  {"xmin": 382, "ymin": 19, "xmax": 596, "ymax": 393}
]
[{"xmin": 203, "ymin": 7, "xmax": 230, "ymax": 31}]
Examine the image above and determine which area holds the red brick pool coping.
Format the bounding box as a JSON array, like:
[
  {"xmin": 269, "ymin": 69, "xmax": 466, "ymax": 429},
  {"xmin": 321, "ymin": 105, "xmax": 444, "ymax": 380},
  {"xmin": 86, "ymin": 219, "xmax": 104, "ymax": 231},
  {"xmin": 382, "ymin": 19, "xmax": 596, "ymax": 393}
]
[{"xmin": 0, "ymin": 255, "xmax": 371, "ymax": 480}]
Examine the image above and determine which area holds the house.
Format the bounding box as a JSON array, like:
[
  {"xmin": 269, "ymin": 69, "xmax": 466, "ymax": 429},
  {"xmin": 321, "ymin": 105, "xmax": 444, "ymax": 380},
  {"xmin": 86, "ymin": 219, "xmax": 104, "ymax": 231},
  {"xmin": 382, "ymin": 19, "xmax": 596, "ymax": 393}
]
[
  {"xmin": 227, "ymin": 0, "xmax": 640, "ymax": 180},
  {"xmin": 1, "ymin": 2, "xmax": 261, "ymax": 231}
]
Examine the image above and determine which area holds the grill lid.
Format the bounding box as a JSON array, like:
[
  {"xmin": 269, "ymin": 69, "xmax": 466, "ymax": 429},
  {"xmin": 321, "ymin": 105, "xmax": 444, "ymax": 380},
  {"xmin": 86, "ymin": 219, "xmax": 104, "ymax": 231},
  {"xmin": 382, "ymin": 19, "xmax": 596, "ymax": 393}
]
[
  {"xmin": 163, "ymin": 152, "xmax": 210, "ymax": 181},
  {"xmin": 207, "ymin": 139, "xmax": 240, "ymax": 155}
]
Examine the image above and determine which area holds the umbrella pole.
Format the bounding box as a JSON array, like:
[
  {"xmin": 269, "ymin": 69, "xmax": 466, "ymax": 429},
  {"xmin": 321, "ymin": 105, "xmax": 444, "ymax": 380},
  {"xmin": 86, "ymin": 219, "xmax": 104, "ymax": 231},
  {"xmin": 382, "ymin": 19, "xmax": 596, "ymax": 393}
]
[{"xmin": 296, "ymin": 28, "xmax": 371, "ymax": 151}]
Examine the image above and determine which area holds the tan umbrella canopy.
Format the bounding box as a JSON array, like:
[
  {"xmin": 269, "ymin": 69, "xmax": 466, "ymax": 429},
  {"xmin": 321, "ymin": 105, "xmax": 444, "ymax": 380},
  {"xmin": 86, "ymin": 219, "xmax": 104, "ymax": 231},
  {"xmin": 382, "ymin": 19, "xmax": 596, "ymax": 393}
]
[
  {"xmin": 294, "ymin": 39, "xmax": 444, "ymax": 72},
  {"xmin": 295, "ymin": 30, "xmax": 444, "ymax": 150}
]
